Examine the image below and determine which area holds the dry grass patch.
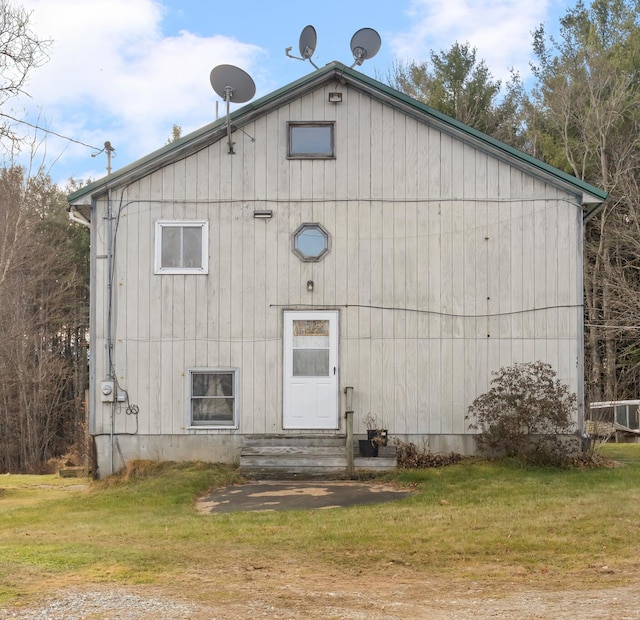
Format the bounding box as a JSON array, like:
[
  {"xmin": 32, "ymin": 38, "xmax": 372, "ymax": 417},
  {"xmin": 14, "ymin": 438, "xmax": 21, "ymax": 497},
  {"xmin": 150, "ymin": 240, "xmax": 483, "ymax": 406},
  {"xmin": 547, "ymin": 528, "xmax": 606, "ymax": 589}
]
[
  {"xmin": 0, "ymin": 473, "xmax": 90, "ymax": 511},
  {"xmin": 2, "ymin": 447, "xmax": 640, "ymax": 610}
]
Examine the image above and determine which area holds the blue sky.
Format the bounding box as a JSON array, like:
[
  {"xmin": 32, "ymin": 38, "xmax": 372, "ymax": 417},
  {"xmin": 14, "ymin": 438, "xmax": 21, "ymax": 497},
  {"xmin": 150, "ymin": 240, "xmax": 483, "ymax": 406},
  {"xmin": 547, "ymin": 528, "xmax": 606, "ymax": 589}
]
[{"xmin": 11, "ymin": 0, "xmax": 573, "ymax": 185}]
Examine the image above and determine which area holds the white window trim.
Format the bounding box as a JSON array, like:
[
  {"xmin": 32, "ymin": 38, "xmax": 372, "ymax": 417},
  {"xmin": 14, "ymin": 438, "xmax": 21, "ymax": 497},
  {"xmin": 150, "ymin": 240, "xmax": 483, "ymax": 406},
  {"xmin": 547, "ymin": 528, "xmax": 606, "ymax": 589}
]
[
  {"xmin": 186, "ymin": 367, "xmax": 239, "ymax": 430},
  {"xmin": 154, "ymin": 220, "xmax": 209, "ymax": 275}
]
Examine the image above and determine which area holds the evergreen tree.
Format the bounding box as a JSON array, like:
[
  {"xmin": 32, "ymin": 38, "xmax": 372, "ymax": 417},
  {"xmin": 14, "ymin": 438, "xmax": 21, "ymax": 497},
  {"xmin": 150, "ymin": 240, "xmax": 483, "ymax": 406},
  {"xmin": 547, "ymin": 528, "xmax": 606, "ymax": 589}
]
[{"xmin": 387, "ymin": 42, "xmax": 525, "ymax": 146}]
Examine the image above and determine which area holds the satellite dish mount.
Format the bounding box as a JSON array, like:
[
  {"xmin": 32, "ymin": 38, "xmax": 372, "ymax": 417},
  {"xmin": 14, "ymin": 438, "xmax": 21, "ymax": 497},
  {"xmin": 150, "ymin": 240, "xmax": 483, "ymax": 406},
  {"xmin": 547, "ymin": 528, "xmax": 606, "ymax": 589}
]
[
  {"xmin": 285, "ymin": 25, "xmax": 319, "ymax": 69},
  {"xmin": 210, "ymin": 64, "xmax": 256, "ymax": 154},
  {"xmin": 285, "ymin": 25, "xmax": 382, "ymax": 72}
]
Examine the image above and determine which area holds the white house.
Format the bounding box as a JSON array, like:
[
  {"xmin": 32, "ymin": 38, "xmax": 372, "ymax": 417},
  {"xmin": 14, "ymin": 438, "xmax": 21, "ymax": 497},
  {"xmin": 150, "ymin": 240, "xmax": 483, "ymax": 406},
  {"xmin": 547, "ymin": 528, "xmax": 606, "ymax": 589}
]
[{"xmin": 68, "ymin": 61, "xmax": 606, "ymax": 477}]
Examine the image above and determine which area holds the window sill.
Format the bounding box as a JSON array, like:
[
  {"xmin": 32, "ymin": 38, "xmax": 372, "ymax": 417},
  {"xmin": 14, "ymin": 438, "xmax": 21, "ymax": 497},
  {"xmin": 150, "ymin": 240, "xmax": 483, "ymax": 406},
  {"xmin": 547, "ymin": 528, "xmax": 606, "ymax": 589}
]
[
  {"xmin": 287, "ymin": 155, "xmax": 336, "ymax": 160},
  {"xmin": 187, "ymin": 425, "xmax": 237, "ymax": 431},
  {"xmin": 154, "ymin": 269, "xmax": 209, "ymax": 275}
]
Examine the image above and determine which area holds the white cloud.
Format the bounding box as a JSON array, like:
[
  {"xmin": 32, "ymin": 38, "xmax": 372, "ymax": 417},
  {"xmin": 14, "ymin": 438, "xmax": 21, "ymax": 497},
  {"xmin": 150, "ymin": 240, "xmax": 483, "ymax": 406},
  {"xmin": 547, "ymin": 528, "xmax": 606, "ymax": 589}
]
[
  {"xmin": 9, "ymin": 0, "xmax": 562, "ymax": 182},
  {"xmin": 18, "ymin": 0, "xmax": 265, "ymax": 175},
  {"xmin": 389, "ymin": 0, "xmax": 551, "ymax": 81}
]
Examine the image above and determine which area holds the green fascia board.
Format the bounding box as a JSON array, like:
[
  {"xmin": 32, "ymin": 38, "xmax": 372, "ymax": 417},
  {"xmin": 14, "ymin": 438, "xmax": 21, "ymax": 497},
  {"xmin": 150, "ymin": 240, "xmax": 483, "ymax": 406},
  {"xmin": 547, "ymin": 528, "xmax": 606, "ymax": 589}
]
[{"xmin": 67, "ymin": 61, "xmax": 607, "ymax": 205}]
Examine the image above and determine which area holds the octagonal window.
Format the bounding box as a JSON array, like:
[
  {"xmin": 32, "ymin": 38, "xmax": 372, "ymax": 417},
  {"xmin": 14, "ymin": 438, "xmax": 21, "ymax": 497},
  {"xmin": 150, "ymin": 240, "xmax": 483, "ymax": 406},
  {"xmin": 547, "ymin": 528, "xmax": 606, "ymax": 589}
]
[{"xmin": 292, "ymin": 223, "xmax": 330, "ymax": 262}]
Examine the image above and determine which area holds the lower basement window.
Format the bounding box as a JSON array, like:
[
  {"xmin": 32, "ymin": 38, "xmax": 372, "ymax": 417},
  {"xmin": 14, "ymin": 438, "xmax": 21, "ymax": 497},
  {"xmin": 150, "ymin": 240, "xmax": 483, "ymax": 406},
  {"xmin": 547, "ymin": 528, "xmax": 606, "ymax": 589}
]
[{"xmin": 188, "ymin": 368, "xmax": 238, "ymax": 428}]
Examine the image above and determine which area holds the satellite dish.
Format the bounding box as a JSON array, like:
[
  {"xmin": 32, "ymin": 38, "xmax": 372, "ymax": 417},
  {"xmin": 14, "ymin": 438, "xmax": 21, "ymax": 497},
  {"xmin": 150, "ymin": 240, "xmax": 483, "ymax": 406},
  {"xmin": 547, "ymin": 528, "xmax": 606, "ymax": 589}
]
[
  {"xmin": 350, "ymin": 27, "xmax": 381, "ymax": 67},
  {"xmin": 299, "ymin": 25, "xmax": 317, "ymax": 60},
  {"xmin": 209, "ymin": 64, "xmax": 256, "ymax": 154},
  {"xmin": 210, "ymin": 64, "xmax": 256, "ymax": 104},
  {"xmin": 285, "ymin": 25, "xmax": 319, "ymax": 69}
]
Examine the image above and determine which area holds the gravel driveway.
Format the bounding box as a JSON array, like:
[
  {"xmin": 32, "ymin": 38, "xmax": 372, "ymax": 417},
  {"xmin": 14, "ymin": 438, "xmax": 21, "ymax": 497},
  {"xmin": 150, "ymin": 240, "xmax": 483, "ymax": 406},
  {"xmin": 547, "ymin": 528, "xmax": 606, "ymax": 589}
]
[{"xmin": 2, "ymin": 582, "xmax": 640, "ymax": 619}]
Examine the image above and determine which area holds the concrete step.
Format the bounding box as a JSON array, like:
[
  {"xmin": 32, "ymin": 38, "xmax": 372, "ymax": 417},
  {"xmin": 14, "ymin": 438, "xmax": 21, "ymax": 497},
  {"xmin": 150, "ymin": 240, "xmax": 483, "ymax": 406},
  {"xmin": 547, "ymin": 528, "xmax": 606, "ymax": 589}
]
[
  {"xmin": 354, "ymin": 456, "xmax": 397, "ymax": 471},
  {"xmin": 241, "ymin": 446, "xmax": 347, "ymax": 457},
  {"xmin": 239, "ymin": 465, "xmax": 351, "ymax": 480},
  {"xmin": 241, "ymin": 455, "xmax": 348, "ymax": 468},
  {"xmin": 239, "ymin": 435, "xmax": 397, "ymax": 479},
  {"xmin": 243, "ymin": 434, "xmax": 347, "ymax": 448}
]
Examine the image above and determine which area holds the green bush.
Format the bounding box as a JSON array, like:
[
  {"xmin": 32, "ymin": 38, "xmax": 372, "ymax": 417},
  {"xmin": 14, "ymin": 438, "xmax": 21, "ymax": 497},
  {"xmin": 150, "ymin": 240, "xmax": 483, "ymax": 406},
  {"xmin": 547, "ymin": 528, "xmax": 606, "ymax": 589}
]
[{"xmin": 467, "ymin": 361, "xmax": 578, "ymax": 465}]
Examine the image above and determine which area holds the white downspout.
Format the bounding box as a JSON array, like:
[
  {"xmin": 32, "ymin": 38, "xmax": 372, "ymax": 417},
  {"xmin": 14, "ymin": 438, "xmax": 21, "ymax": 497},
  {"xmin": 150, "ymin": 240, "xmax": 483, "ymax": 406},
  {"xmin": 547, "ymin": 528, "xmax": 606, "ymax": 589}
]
[{"xmin": 68, "ymin": 206, "xmax": 91, "ymax": 229}]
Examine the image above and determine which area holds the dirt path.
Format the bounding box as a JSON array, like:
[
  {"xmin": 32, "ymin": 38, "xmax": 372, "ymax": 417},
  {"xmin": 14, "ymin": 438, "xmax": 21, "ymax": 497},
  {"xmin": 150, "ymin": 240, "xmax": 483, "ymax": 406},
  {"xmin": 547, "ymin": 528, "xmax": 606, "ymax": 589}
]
[{"xmin": 3, "ymin": 569, "xmax": 639, "ymax": 619}]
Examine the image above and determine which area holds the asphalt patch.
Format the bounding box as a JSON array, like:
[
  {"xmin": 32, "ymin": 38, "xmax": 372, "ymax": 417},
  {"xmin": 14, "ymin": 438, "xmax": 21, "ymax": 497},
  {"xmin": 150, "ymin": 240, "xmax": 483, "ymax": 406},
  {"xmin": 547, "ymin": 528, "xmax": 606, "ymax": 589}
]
[{"xmin": 197, "ymin": 481, "xmax": 414, "ymax": 513}]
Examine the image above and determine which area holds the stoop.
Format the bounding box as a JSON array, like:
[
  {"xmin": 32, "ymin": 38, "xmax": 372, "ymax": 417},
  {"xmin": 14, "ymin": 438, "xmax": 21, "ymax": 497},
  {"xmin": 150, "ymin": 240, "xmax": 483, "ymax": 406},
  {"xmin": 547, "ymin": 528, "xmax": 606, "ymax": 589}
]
[{"xmin": 240, "ymin": 435, "xmax": 396, "ymax": 479}]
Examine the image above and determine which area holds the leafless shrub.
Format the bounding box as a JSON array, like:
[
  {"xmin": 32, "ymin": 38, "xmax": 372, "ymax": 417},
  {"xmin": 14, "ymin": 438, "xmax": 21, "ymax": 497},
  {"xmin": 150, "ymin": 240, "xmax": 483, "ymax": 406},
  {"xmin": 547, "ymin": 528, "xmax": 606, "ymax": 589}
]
[
  {"xmin": 467, "ymin": 361, "xmax": 578, "ymax": 466},
  {"xmin": 394, "ymin": 439, "xmax": 464, "ymax": 469}
]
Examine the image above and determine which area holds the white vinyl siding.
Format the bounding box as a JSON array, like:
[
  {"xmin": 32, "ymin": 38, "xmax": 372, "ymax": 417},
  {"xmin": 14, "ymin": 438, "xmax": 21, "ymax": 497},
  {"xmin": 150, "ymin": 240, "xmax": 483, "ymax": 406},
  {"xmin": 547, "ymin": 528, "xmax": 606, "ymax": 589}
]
[{"xmin": 92, "ymin": 81, "xmax": 583, "ymax": 446}]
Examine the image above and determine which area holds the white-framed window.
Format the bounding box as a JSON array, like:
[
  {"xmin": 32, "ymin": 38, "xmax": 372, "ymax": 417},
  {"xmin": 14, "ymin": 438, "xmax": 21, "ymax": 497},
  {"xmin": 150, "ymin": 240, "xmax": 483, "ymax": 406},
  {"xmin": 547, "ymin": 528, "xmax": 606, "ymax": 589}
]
[
  {"xmin": 188, "ymin": 368, "xmax": 239, "ymax": 428},
  {"xmin": 288, "ymin": 122, "xmax": 335, "ymax": 158},
  {"xmin": 292, "ymin": 222, "xmax": 331, "ymax": 261},
  {"xmin": 154, "ymin": 220, "xmax": 208, "ymax": 274}
]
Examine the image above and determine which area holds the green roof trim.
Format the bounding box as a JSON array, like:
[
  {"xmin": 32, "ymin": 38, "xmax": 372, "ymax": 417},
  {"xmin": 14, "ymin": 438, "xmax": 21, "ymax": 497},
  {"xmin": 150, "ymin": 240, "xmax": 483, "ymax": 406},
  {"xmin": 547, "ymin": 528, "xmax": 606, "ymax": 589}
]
[{"xmin": 68, "ymin": 61, "xmax": 607, "ymax": 205}]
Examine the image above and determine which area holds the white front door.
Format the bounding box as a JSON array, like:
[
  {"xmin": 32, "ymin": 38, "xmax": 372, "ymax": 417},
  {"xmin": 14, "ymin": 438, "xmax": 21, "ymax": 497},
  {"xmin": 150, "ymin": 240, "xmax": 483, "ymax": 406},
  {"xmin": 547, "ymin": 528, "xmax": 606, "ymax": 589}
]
[{"xmin": 283, "ymin": 311, "xmax": 339, "ymax": 429}]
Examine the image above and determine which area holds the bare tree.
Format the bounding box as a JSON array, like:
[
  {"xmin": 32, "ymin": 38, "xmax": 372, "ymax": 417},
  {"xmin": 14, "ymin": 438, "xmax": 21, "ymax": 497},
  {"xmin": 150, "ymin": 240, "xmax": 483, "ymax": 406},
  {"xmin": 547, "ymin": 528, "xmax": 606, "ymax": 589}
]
[
  {"xmin": 0, "ymin": 0, "xmax": 50, "ymax": 147},
  {"xmin": 0, "ymin": 167, "xmax": 88, "ymax": 473},
  {"xmin": 529, "ymin": 0, "xmax": 640, "ymax": 401}
]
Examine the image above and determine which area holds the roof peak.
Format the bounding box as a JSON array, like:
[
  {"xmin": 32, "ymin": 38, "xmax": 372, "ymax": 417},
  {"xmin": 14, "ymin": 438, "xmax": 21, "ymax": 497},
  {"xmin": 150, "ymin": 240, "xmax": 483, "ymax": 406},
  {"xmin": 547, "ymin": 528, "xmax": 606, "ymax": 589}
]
[{"xmin": 68, "ymin": 62, "xmax": 606, "ymax": 207}]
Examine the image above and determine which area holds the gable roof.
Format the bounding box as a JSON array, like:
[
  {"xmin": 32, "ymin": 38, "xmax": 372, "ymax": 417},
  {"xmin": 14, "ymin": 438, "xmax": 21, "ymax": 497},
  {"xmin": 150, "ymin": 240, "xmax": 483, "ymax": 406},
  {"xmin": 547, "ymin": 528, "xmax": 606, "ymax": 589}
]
[{"xmin": 68, "ymin": 61, "xmax": 607, "ymax": 209}]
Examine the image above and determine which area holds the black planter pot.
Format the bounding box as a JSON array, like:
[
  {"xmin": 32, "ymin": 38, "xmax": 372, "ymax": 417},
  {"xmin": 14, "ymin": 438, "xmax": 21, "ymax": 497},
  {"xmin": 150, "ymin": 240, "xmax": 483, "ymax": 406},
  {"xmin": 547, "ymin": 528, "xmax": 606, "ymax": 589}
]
[{"xmin": 358, "ymin": 439, "xmax": 378, "ymax": 457}]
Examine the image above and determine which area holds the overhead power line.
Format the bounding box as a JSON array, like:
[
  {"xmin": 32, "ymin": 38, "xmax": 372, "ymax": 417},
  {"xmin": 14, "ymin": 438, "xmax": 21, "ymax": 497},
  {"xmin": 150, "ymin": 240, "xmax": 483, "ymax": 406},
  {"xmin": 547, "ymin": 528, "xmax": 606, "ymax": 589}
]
[{"xmin": 0, "ymin": 112, "xmax": 100, "ymax": 150}]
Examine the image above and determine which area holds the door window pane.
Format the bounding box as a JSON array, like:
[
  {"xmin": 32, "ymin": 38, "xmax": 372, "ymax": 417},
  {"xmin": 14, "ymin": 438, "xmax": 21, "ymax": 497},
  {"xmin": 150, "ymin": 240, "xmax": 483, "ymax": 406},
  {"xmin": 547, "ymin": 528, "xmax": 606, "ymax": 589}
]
[
  {"xmin": 293, "ymin": 349, "xmax": 330, "ymax": 376},
  {"xmin": 292, "ymin": 320, "xmax": 330, "ymax": 376},
  {"xmin": 293, "ymin": 320, "xmax": 329, "ymax": 344}
]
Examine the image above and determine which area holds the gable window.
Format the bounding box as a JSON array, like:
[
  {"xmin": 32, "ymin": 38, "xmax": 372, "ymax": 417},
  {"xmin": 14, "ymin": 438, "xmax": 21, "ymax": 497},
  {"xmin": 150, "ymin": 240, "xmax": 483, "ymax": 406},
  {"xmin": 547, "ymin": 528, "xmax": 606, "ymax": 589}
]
[
  {"xmin": 288, "ymin": 122, "xmax": 334, "ymax": 158},
  {"xmin": 155, "ymin": 220, "xmax": 208, "ymax": 274},
  {"xmin": 188, "ymin": 368, "xmax": 238, "ymax": 428},
  {"xmin": 292, "ymin": 223, "xmax": 331, "ymax": 261}
]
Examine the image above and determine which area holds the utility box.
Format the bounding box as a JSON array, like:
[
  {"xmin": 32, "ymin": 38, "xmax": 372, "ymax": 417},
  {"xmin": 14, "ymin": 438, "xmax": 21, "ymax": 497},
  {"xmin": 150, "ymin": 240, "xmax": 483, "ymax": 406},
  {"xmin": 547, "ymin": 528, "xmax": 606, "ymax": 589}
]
[{"xmin": 100, "ymin": 381, "xmax": 115, "ymax": 402}]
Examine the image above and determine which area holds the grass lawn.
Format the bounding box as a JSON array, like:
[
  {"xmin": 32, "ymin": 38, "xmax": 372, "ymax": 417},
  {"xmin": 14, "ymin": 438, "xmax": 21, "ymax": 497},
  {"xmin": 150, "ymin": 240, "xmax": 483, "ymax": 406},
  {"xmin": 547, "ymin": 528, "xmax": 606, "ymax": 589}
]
[{"xmin": 1, "ymin": 445, "xmax": 640, "ymax": 606}]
